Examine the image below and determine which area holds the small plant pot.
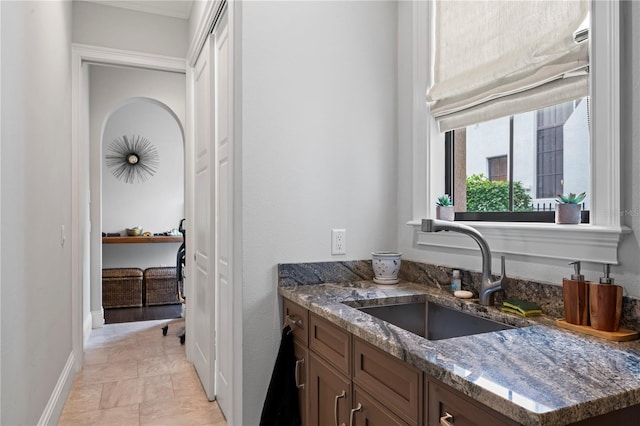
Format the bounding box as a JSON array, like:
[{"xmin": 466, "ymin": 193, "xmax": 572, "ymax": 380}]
[
  {"xmin": 436, "ymin": 205, "xmax": 455, "ymax": 221},
  {"xmin": 555, "ymin": 204, "xmax": 581, "ymax": 224},
  {"xmin": 371, "ymin": 252, "xmax": 401, "ymax": 284}
]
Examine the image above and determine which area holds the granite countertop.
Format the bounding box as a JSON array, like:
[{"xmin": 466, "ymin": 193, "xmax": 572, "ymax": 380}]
[{"xmin": 278, "ymin": 280, "xmax": 640, "ymax": 426}]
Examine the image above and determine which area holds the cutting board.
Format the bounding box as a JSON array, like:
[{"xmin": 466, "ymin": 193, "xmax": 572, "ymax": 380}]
[{"xmin": 556, "ymin": 319, "xmax": 639, "ymax": 342}]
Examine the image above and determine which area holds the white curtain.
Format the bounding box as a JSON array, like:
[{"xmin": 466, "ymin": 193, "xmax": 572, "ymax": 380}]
[{"xmin": 427, "ymin": 0, "xmax": 590, "ymax": 132}]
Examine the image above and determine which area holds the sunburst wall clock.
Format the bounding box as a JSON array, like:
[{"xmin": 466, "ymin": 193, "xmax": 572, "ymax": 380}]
[{"xmin": 105, "ymin": 135, "xmax": 159, "ymax": 184}]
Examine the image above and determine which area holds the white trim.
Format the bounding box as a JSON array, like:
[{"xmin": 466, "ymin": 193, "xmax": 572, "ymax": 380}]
[
  {"xmin": 90, "ymin": 308, "xmax": 104, "ymax": 329},
  {"xmin": 412, "ymin": 221, "xmax": 629, "ymax": 264},
  {"xmin": 72, "ymin": 44, "xmax": 186, "ymax": 73},
  {"xmin": 37, "ymin": 352, "xmax": 76, "ymax": 426},
  {"xmin": 590, "ymin": 0, "xmax": 620, "ymax": 227},
  {"xmin": 411, "ymin": 1, "xmax": 625, "ymax": 264},
  {"xmin": 411, "ymin": 0, "xmax": 429, "ymax": 221},
  {"xmin": 0, "ymin": 1, "xmax": 3, "ymax": 420},
  {"xmin": 71, "ymin": 44, "xmax": 188, "ymax": 373},
  {"xmin": 186, "ymin": 0, "xmax": 224, "ymax": 67}
]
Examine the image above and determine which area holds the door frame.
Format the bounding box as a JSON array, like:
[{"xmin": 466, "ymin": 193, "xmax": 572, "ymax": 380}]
[{"xmin": 70, "ymin": 44, "xmax": 187, "ymax": 369}]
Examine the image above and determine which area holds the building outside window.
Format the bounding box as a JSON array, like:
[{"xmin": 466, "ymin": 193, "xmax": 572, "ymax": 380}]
[{"xmin": 446, "ymin": 97, "xmax": 590, "ymax": 220}]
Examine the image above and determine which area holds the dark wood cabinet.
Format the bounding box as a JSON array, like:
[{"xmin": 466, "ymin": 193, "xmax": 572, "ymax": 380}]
[
  {"xmin": 309, "ymin": 313, "xmax": 351, "ymax": 376},
  {"xmin": 308, "ymin": 351, "xmax": 351, "ymax": 426},
  {"xmin": 284, "ymin": 296, "xmax": 640, "ymax": 426},
  {"xmin": 352, "ymin": 386, "xmax": 410, "ymax": 426},
  {"xmin": 427, "ymin": 377, "xmax": 518, "ymax": 426},
  {"xmin": 283, "ymin": 298, "xmax": 309, "ymax": 345},
  {"xmin": 353, "ymin": 337, "xmax": 422, "ymax": 426},
  {"xmin": 293, "ymin": 340, "xmax": 308, "ymax": 426}
]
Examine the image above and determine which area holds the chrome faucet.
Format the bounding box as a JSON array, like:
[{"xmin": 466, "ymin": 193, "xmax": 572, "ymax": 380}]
[{"xmin": 421, "ymin": 219, "xmax": 506, "ymax": 306}]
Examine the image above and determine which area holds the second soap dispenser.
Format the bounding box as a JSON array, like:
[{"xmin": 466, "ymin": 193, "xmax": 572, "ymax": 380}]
[
  {"xmin": 563, "ymin": 261, "xmax": 589, "ymax": 325},
  {"xmin": 589, "ymin": 265, "xmax": 623, "ymax": 332}
]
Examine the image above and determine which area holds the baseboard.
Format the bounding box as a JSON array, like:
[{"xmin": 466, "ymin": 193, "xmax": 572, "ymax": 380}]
[
  {"xmin": 91, "ymin": 308, "xmax": 104, "ymax": 329},
  {"xmin": 38, "ymin": 351, "xmax": 76, "ymax": 426}
]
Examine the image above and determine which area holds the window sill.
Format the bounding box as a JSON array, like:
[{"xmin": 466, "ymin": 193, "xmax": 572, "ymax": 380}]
[{"xmin": 408, "ymin": 220, "xmax": 630, "ymax": 264}]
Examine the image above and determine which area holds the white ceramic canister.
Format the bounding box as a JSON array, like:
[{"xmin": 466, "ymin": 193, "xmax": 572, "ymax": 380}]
[{"xmin": 371, "ymin": 251, "xmax": 402, "ymax": 284}]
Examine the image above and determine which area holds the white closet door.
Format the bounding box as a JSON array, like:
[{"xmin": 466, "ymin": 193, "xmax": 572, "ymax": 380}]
[
  {"xmin": 192, "ymin": 34, "xmax": 216, "ymax": 400},
  {"xmin": 213, "ymin": 8, "xmax": 233, "ymax": 417}
]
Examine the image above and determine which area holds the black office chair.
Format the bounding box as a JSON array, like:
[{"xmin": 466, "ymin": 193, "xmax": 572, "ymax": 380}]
[{"xmin": 162, "ymin": 218, "xmax": 186, "ymax": 344}]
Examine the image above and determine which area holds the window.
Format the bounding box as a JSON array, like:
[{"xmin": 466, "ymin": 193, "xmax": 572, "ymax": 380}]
[
  {"xmin": 488, "ymin": 156, "xmax": 507, "ymax": 182},
  {"xmin": 410, "ymin": 1, "xmax": 624, "ymax": 264},
  {"xmin": 445, "ymin": 98, "xmax": 590, "ymax": 222},
  {"xmin": 536, "ymin": 102, "xmax": 575, "ymax": 198}
]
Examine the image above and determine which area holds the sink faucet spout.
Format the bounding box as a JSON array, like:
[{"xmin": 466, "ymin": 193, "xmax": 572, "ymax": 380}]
[{"xmin": 421, "ymin": 219, "xmax": 506, "ymax": 306}]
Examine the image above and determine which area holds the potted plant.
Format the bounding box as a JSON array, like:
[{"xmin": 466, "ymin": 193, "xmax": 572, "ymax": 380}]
[
  {"xmin": 436, "ymin": 195, "xmax": 455, "ymax": 221},
  {"xmin": 555, "ymin": 192, "xmax": 586, "ymax": 224}
]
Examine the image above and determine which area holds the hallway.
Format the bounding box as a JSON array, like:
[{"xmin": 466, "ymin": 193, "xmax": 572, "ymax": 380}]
[{"xmin": 57, "ymin": 320, "xmax": 226, "ymax": 425}]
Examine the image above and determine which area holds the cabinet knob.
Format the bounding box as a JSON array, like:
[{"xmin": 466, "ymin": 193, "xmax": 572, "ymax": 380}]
[
  {"xmin": 440, "ymin": 412, "xmax": 454, "ymax": 426},
  {"xmin": 348, "ymin": 403, "xmax": 362, "ymax": 426},
  {"xmin": 334, "ymin": 390, "xmax": 346, "ymax": 426},
  {"xmin": 294, "ymin": 358, "xmax": 305, "ymax": 389}
]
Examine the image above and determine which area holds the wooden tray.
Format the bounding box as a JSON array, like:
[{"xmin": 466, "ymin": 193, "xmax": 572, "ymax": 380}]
[{"xmin": 556, "ymin": 319, "xmax": 639, "ymax": 342}]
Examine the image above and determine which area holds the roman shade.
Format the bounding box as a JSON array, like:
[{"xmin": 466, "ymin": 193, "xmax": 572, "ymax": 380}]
[{"xmin": 427, "ymin": 0, "xmax": 590, "ymax": 132}]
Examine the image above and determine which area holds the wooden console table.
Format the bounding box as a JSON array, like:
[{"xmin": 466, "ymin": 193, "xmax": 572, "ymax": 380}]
[{"xmin": 102, "ymin": 236, "xmax": 183, "ymax": 244}]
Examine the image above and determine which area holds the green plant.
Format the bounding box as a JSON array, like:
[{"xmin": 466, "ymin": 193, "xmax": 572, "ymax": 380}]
[
  {"xmin": 466, "ymin": 174, "xmax": 532, "ymax": 212},
  {"xmin": 556, "ymin": 192, "xmax": 586, "ymax": 204},
  {"xmin": 436, "ymin": 194, "xmax": 452, "ymax": 207}
]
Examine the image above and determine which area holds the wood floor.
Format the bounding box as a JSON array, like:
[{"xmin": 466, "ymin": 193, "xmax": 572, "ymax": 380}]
[
  {"xmin": 58, "ymin": 319, "xmax": 226, "ymax": 426},
  {"xmin": 105, "ymin": 304, "xmax": 183, "ymax": 324}
]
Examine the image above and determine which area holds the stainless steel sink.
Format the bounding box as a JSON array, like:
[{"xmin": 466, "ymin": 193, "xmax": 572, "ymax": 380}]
[{"xmin": 357, "ymin": 301, "xmax": 515, "ymax": 340}]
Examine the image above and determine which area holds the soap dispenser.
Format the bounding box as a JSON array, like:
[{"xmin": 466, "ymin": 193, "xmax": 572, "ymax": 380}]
[
  {"xmin": 589, "ymin": 264, "xmax": 623, "ymax": 332},
  {"xmin": 563, "ymin": 261, "xmax": 589, "ymax": 326}
]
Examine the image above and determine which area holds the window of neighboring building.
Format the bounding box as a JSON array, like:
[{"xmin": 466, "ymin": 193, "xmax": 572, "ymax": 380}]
[
  {"xmin": 445, "ymin": 97, "xmax": 590, "ymax": 222},
  {"xmin": 488, "ymin": 155, "xmax": 507, "ymax": 182}
]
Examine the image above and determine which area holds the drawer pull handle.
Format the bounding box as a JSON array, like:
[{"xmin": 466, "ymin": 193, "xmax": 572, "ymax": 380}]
[
  {"xmin": 440, "ymin": 412, "xmax": 454, "ymax": 426},
  {"xmin": 348, "ymin": 403, "xmax": 362, "ymax": 426},
  {"xmin": 334, "ymin": 390, "xmax": 346, "ymax": 426},
  {"xmin": 294, "ymin": 358, "xmax": 305, "ymax": 389},
  {"xmin": 286, "ymin": 314, "xmax": 302, "ymax": 327}
]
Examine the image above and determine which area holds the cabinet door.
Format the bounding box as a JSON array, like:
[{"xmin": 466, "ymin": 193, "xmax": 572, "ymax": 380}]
[
  {"xmin": 294, "ymin": 341, "xmax": 309, "ymax": 426},
  {"xmin": 428, "ymin": 378, "xmax": 519, "ymax": 426},
  {"xmin": 308, "ymin": 352, "xmax": 351, "ymax": 426},
  {"xmin": 351, "ymin": 386, "xmax": 410, "ymax": 426}
]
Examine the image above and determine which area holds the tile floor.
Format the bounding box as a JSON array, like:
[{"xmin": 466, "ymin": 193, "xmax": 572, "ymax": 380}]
[{"xmin": 58, "ymin": 319, "xmax": 227, "ymax": 426}]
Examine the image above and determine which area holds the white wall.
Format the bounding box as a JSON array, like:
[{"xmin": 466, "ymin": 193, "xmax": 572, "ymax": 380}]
[
  {"xmin": 101, "ymin": 99, "xmax": 184, "ymax": 269},
  {"xmin": 73, "ymin": 0, "xmax": 188, "ymax": 58},
  {"xmin": 89, "ymin": 65, "xmax": 185, "ymax": 321},
  {"xmin": 1, "ymin": 1, "xmax": 74, "ymax": 424},
  {"xmin": 239, "ymin": 1, "xmax": 398, "ymax": 423}
]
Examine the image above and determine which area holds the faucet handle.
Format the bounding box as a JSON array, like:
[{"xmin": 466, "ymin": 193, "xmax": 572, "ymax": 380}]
[{"xmin": 500, "ymin": 255, "xmax": 506, "ymax": 278}]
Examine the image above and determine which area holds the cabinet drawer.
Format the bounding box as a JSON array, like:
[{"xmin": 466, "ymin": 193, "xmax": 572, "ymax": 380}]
[
  {"xmin": 283, "ymin": 298, "xmax": 308, "ymax": 345},
  {"xmin": 427, "ymin": 378, "xmax": 519, "ymax": 426},
  {"xmin": 353, "ymin": 338, "xmax": 422, "ymax": 426},
  {"xmin": 352, "ymin": 385, "xmax": 411, "ymax": 426},
  {"xmin": 309, "ymin": 313, "xmax": 351, "ymax": 376}
]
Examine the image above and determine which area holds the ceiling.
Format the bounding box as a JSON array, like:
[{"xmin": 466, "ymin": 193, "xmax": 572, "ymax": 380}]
[{"xmin": 85, "ymin": 0, "xmax": 194, "ymax": 20}]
